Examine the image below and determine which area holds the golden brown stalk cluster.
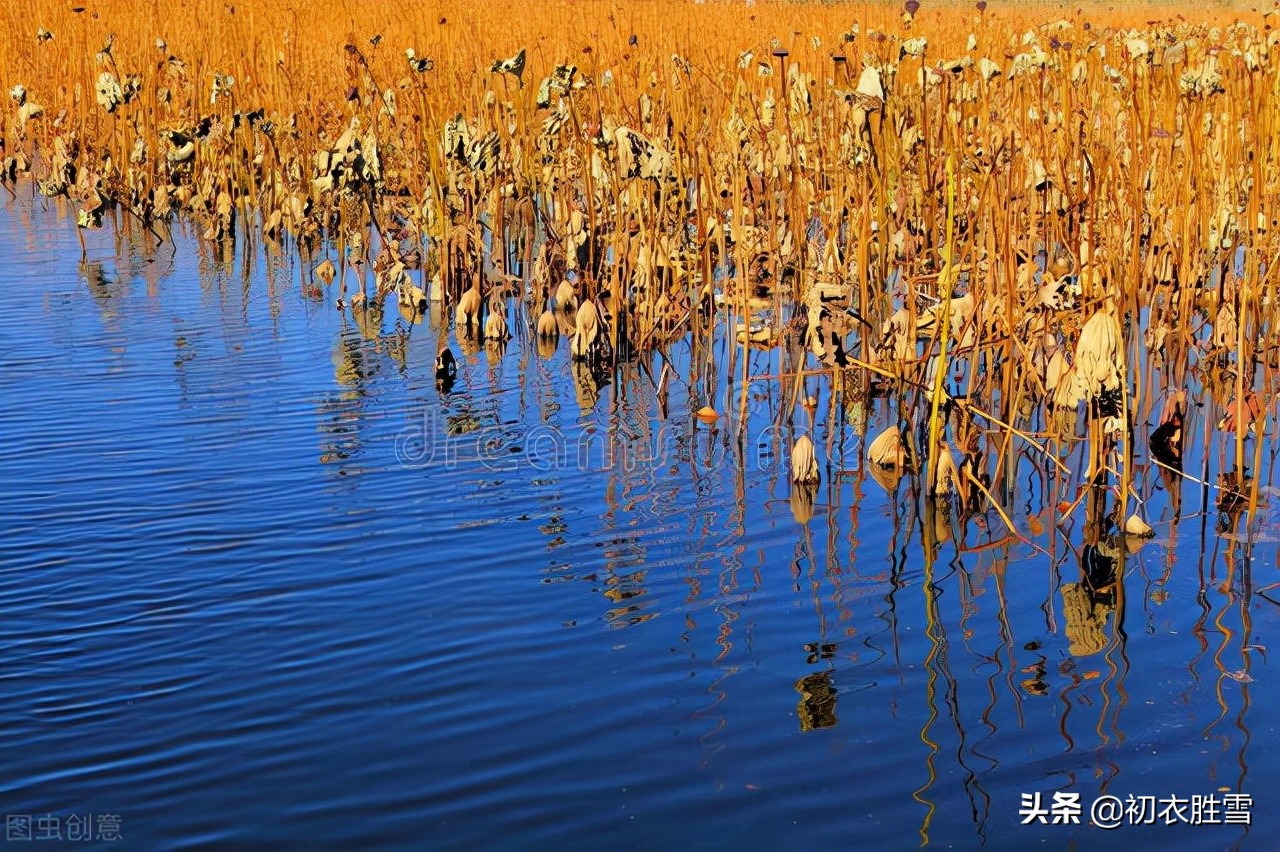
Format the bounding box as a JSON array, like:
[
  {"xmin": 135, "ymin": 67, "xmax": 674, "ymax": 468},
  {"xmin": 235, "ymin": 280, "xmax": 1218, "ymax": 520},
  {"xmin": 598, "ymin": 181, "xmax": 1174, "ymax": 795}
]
[{"xmin": 2, "ymin": 0, "xmax": 1277, "ymax": 530}]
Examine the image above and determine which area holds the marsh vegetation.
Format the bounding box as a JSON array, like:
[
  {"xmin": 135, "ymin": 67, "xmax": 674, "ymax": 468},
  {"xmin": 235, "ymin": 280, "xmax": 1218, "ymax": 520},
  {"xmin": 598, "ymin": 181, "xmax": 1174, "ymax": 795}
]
[{"xmin": 5, "ymin": 3, "xmax": 1277, "ymax": 550}]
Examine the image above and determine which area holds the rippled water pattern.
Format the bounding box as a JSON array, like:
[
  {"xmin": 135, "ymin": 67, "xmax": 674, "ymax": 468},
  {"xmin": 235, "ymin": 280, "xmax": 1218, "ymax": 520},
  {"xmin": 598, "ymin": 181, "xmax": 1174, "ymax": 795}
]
[{"xmin": 2, "ymin": 198, "xmax": 1279, "ymax": 850}]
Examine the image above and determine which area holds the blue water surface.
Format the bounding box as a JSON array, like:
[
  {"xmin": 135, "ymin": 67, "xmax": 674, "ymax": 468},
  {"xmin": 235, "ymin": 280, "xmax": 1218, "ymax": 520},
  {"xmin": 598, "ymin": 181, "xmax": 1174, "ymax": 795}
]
[{"xmin": 2, "ymin": 195, "xmax": 1278, "ymax": 850}]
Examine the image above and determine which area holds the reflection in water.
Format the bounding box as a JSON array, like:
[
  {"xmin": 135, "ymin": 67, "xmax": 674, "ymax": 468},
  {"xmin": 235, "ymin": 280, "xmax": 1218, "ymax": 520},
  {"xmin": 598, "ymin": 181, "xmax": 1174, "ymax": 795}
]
[
  {"xmin": 795, "ymin": 671, "xmax": 837, "ymax": 732},
  {"xmin": 396, "ymin": 298, "xmax": 424, "ymax": 328},
  {"xmin": 1204, "ymin": 531, "xmax": 1257, "ymax": 798},
  {"xmin": 81, "ymin": 260, "xmax": 127, "ymax": 329},
  {"xmin": 331, "ymin": 328, "xmax": 380, "ymax": 390},
  {"xmin": 316, "ymin": 390, "xmax": 363, "ymax": 471},
  {"xmin": 457, "ymin": 326, "xmax": 482, "ymax": 360},
  {"xmin": 597, "ymin": 527, "xmax": 654, "ymax": 629},
  {"xmin": 572, "ymin": 360, "xmax": 609, "ymax": 412},
  {"xmin": 790, "ymin": 482, "xmax": 817, "ymax": 525},
  {"xmin": 1063, "ymin": 540, "xmax": 1119, "ymax": 659},
  {"xmin": 385, "ymin": 327, "xmax": 409, "ymax": 376},
  {"xmin": 914, "ymin": 537, "xmax": 991, "ymax": 846},
  {"xmin": 353, "ymin": 296, "xmax": 385, "ymax": 340},
  {"xmin": 4, "ymin": 197, "xmax": 1277, "ymax": 850},
  {"xmin": 170, "ymin": 322, "xmax": 200, "ymax": 405},
  {"xmin": 319, "ymin": 328, "xmax": 387, "ymax": 474},
  {"xmin": 435, "ymin": 347, "xmax": 457, "ymax": 394},
  {"xmin": 1217, "ymin": 468, "xmax": 1252, "ymax": 533}
]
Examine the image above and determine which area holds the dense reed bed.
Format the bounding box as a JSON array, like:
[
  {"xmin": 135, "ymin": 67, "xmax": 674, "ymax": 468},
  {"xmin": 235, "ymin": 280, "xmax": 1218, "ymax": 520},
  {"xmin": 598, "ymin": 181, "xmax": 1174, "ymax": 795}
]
[{"xmin": 3, "ymin": 0, "xmax": 1278, "ymax": 539}]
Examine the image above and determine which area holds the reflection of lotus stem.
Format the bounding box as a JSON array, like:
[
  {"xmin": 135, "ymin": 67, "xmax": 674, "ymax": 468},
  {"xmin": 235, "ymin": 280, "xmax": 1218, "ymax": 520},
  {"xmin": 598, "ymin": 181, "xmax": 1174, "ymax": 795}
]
[{"xmin": 912, "ymin": 547, "xmax": 940, "ymax": 848}]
